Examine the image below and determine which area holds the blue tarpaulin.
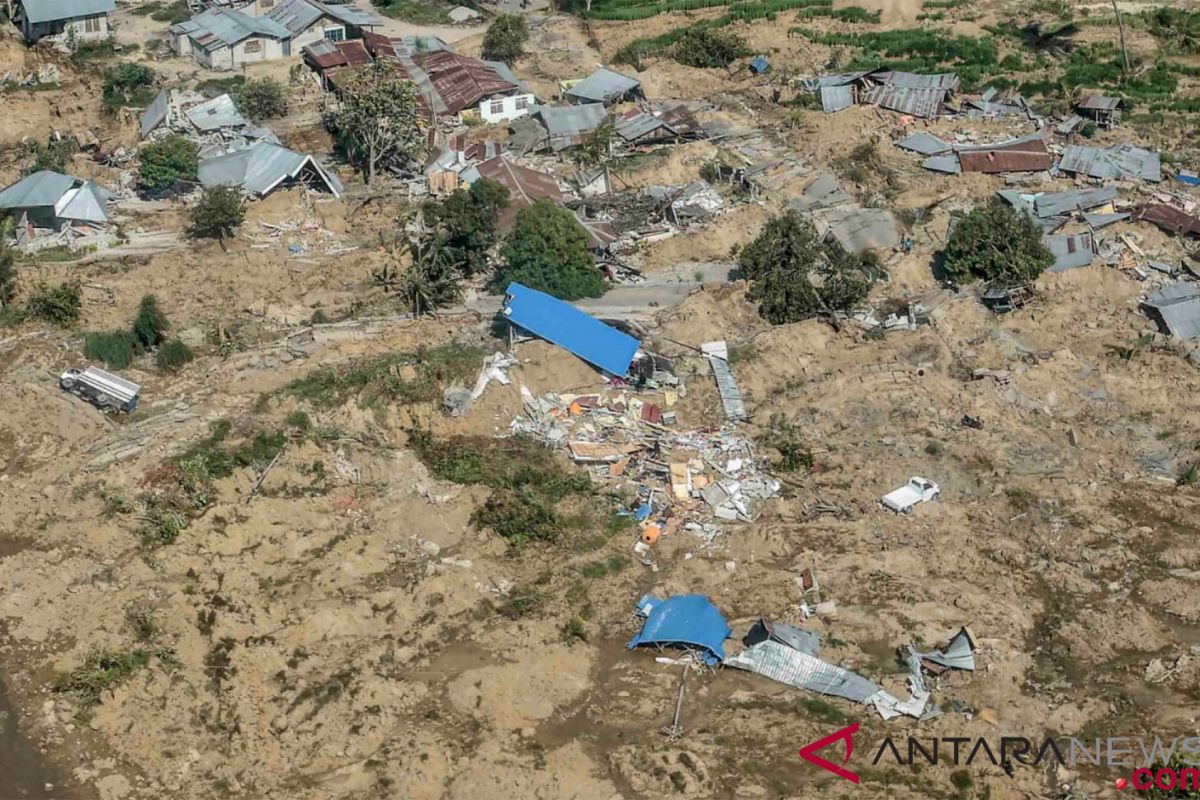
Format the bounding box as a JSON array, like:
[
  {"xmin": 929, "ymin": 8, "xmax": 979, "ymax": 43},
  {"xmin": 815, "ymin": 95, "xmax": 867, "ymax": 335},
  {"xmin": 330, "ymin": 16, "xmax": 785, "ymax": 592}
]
[
  {"xmin": 749, "ymin": 55, "xmax": 770, "ymax": 74},
  {"xmin": 627, "ymin": 594, "xmax": 732, "ymax": 665},
  {"xmin": 501, "ymin": 282, "xmax": 640, "ymax": 377}
]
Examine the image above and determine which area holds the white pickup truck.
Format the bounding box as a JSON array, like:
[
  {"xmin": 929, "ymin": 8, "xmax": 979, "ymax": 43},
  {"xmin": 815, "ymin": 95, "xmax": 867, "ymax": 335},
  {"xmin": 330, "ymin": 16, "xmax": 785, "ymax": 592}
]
[{"xmin": 881, "ymin": 477, "xmax": 940, "ymax": 514}]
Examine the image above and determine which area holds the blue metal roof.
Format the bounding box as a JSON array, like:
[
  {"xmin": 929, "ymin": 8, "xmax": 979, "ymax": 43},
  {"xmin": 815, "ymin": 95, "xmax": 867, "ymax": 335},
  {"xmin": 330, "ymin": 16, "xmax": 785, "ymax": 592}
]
[
  {"xmin": 22, "ymin": 0, "xmax": 114, "ymax": 24},
  {"xmin": 628, "ymin": 594, "xmax": 731, "ymax": 665},
  {"xmin": 501, "ymin": 282, "xmax": 639, "ymax": 376}
]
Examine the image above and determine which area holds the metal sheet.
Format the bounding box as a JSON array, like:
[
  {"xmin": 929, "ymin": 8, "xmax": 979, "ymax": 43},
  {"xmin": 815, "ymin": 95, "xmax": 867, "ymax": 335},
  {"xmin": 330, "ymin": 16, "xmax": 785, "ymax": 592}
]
[
  {"xmin": 1033, "ymin": 186, "xmax": 1117, "ymax": 218},
  {"xmin": 566, "ymin": 67, "xmax": 640, "ymax": 105},
  {"xmin": 726, "ymin": 640, "xmax": 881, "ymax": 703},
  {"xmin": 897, "ymin": 132, "xmax": 951, "ymax": 155},
  {"xmin": 502, "ymin": 282, "xmax": 641, "ymax": 376},
  {"xmin": 1136, "ymin": 203, "xmax": 1200, "ymax": 236},
  {"xmin": 181, "ymin": 7, "xmax": 289, "ymax": 48},
  {"xmin": 1044, "ymin": 233, "xmax": 1094, "ymax": 272},
  {"xmin": 914, "ymin": 627, "xmax": 976, "ymax": 671},
  {"xmin": 823, "ymin": 206, "xmax": 899, "ymax": 253},
  {"xmin": 863, "ymin": 85, "xmax": 946, "ymax": 118},
  {"xmin": 820, "ymin": 85, "xmax": 853, "ymax": 113},
  {"xmin": 22, "ymin": 0, "xmax": 115, "ymax": 24},
  {"xmin": 0, "ymin": 170, "xmax": 76, "ymax": 209},
  {"xmin": 921, "ymin": 154, "xmax": 961, "ymax": 174},
  {"xmin": 139, "ymin": 89, "xmax": 169, "ymax": 139},
  {"xmin": 874, "ymin": 70, "xmax": 958, "ymax": 91},
  {"xmin": 1058, "ymin": 144, "xmax": 1162, "ymax": 182},
  {"xmin": 628, "ymin": 594, "xmax": 731, "ymax": 665},
  {"xmin": 185, "ymin": 94, "xmax": 246, "ymax": 132}
]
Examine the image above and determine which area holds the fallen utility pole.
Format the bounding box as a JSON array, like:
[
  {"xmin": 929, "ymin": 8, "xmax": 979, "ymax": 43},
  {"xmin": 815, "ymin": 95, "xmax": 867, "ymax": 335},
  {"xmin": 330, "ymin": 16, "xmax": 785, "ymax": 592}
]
[{"xmin": 660, "ymin": 661, "xmax": 689, "ymax": 741}]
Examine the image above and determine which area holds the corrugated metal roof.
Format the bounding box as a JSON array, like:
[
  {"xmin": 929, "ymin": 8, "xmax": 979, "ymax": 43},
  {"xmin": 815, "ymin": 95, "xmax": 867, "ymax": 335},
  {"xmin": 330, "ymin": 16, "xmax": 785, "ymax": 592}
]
[
  {"xmin": 921, "ymin": 154, "xmax": 961, "ymax": 174},
  {"xmin": 897, "ymin": 131, "xmax": 951, "ymax": 155},
  {"xmin": 1078, "ymin": 94, "xmax": 1121, "ymax": 111},
  {"xmin": 789, "ymin": 172, "xmax": 852, "ymax": 212},
  {"xmin": 1084, "ymin": 211, "xmax": 1129, "ymax": 228},
  {"xmin": 54, "ymin": 183, "xmax": 109, "ymax": 223},
  {"xmin": 178, "ymin": 7, "xmax": 289, "ymax": 48},
  {"xmin": 1144, "ymin": 284, "xmax": 1200, "ymax": 339},
  {"xmin": 799, "ymin": 70, "xmax": 872, "ymax": 91},
  {"xmin": 199, "ymin": 142, "xmax": 342, "ymax": 198},
  {"xmin": 657, "ymin": 104, "xmax": 701, "ymax": 137},
  {"xmin": 863, "ymin": 85, "xmax": 946, "ymax": 118},
  {"xmin": 726, "ymin": 639, "xmax": 882, "ymax": 704},
  {"xmin": 957, "ymin": 134, "xmax": 1051, "ymax": 173},
  {"xmin": 361, "ymin": 30, "xmax": 452, "ymax": 59},
  {"xmin": 473, "ymin": 155, "xmax": 562, "ymax": 231},
  {"xmin": 502, "ymin": 282, "xmax": 640, "ymax": 377},
  {"xmin": 139, "ymin": 89, "xmax": 170, "ymax": 139},
  {"xmin": 874, "ymin": 70, "xmax": 958, "ymax": 91},
  {"xmin": 417, "ymin": 49, "xmax": 516, "ymax": 115},
  {"xmin": 1057, "ymin": 114, "xmax": 1082, "ymax": 134},
  {"xmin": 566, "ymin": 67, "xmax": 640, "ymax": 104},
  {"xmin": 267, "ymin": 0, "xmax": 378, "ymax": 35},
  {"xmin": 1136, "ymin": 203, "xmax": 1200, "ymax": 235},
  {"xmin": 1033, "ymin": 186, "xmax": 1117, "ymax": 218},
  {"xmin": 22, "ymin": 0, "xmax": 114, "ymax": 24},
  {"xmin": 1058, "ymin": 143, "xmax": 1161, "ymax": 182},
  {"xmin": 536, "ymin": 103, "xmax": 606, "ymax": 137},
  {"xmin": 185, "ymin": 94, "xmax": 246, "ymax": 132},
  {"xmin": 820, "ymin": 85, "xmax": 853, "ymax": 113},
  {"xmin": 1043, "ymin": 233, "xmax": 1094, "ymax": 272},
  {"xmin": 822, "ymin": 206, "xmax": 899, "ymax": 253},
  {"xmin": 615, "ymin": 110, "xmax": 666, "ymax": 141},
  {"xmin": 0, "ymin": 170, "xmax": 76, "ymax": 208}
]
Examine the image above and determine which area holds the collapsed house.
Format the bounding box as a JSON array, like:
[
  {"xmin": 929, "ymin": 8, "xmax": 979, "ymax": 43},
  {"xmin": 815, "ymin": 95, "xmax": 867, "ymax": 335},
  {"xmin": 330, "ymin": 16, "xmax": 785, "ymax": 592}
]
[
  {"xmin": 508, "ymin": 103, "xmax": 607, "ymax": 153},
  {"xmin": 1076, "ymin": 94, "xmax": 1122, "ymax": 129},
  {"xmin": 965, "ymin": 87, "xmax": 1038, "ymax": 121},
  {"xmin": 564, "ymin": 67, "xmax": 642, "ymax": 106},
  {"xmin": 302, "ymin": 38, "xmax": 372, "ymax": 89},
  {"xmin": 1057, "ymin": 143, "xmax": 1161, "ymax": 182},
  {"xmin": 788, "ymin": 173, "xmax": 900, "ymax": 253},
  {"xmin": 920, "ymin": 132, "xmax": 1052, "ymax": 175},
  {"xmin": 998, "ymin": 186, "xmax": 1120, "ymax": 233},
  {"xmin": 864, "ymin": 71, "xmax": 958, "ymax": 119},
  {"xmin": 500, "ymin": 282, "xmax": 641, "ymax": 376},
  {"xmin": 198, "ymin": 141, "xmax": 343, "ymax": 198},
  {"xmin": 614, "ymin": 105, "xmax": 703, "ymax": 146},
  {"xmin": 1143, "ymin": 283, "xmax": 1200, "ymax": 340},
  {"xmin": 0, "ymin": 171, "xmax": 115, "ymax": 253}
]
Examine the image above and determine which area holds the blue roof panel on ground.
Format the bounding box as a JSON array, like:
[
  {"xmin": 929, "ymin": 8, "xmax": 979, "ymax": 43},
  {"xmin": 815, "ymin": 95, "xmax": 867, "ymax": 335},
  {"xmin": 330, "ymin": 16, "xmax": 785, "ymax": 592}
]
[
  {"xmin": 501, "ymin": 282, "xmax": 640, "ymax": 376},
  {"xmin": 627, "ymin": 594, "xmax": 732, "ymax": 665}
]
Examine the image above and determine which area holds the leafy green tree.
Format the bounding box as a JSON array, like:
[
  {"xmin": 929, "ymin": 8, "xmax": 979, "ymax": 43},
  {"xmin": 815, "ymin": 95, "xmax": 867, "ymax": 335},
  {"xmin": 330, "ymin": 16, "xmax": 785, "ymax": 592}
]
[
  {"xmin": 102, "ymin": 62, "xmax": 155, "ymax": 113},
  {"xmin": 481, "ymin": 14, "xmax": 528, "ymax": 65},
  {"xmin": 576, "ymin": 116, "xmax": 616, "ymax": 167},
  {"xmin": 139, "ymin": 134, "xmax": 198, "ymax": 190},
  {"xmin": 132, "ymin": 294, "xmax": 170, "ymax": 350},
  {"xmin": 26, "ymin": 280, "xmax": 81, "ymax": 327},
  {"xmin": 156, "ymin": 339, "xmax": 194, "ymax": 372},
  {"xmin": 325, "ymin": 61, "xmax": 424, "ymax": 184},
  {"xmin": 236, "ymin": 77, "xmax": 287, "ymax": 120},
  {"xmin": 84, "ymin": 330, "xmax": 137, "ymax": 369},
  {"xmin": 496, "ymin": 200, "xmax": 605, "ymax": 300},
  {"xmin": 738, "ymin": 210, "xmax": 873, "ymax": 324},
  {"xmin": 26, "ymin": 137, "xmax": 76, "ymax": 175},
  {"xmin": 672, "ymin": 27, "xmax": 750, "ymax": 68},
  {"xmin": 187, "ymin": 186, "xmax": 245, "ymax": 242},
  {"xmin": 423, "ymin": 178, "xmax": 510, "ymax": 276},
  {"xmin": 940, "ymin": 199, "xmax": 1054, "ymax": 286}
]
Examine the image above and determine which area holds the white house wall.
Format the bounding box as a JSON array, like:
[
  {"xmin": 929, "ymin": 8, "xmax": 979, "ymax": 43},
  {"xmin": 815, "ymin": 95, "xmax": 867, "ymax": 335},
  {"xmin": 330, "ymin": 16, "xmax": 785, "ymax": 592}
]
[
  {"xmin": 478, "ymin": 93, "xmax": 535, "ymax": 124},
  {"xmin": 231, "ymin": 36, "xmax": 285, "ymax": 65},
  {"xmin": 21, "ymin": 12, "xmax": 110, "ymax": 42}
]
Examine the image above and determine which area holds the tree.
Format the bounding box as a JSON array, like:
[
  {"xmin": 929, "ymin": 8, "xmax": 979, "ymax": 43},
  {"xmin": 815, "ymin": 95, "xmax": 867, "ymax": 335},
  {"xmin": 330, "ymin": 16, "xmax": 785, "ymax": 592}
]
[
  {"xmin": 398, "ymin": 237, "xmax": 463, "ymax": 315},
  {"xmin": 575, "ymin": 116, "xmax": 616, "ymax": 167},
  {"xmin": 672, "ymin": 27, "xmax": 750, "ymax": 69},
  {"xmin": 423, "ymin": 178, "xmax": 510, "ymax": 276},
  {"xmin": 26, "ymin": 136, "xmax": 76, "ymax": 175},
  {"xmin": 940, "ymin": 200, "xmax": 1054, "ymax": 286},
  {"xmin": 0, "ymin": 220, "xmax": 14, "ymax": 313},
  {"xmin": 738, "ymin": 211, "xmax": 873, "ymax": 325},
  {"xmin": 496, "ymin": 200, "xmax": 605, "ymax": 300},
  {"xmin": 325, "ymin": 62, "xmax": 424, "ymax": 184},
  {"xmin": 481, "ymin": 14, "xmax": 528, "ymax": 65},
  {"xmin": 237, "ymin": 77, "xmax": 287, "ymax": 120},
  {"xmin": 187, "ymin": 186, "xmax": 245, "ymax": 242},
  {"xmin": 139, "ymin": 134, "xmax": 199, "ymax": 190},
  {"xmin": 132, "ymin": 294, "xmax": 170, "ymax": 350},
  {"xmin": 102, "ymin": 62, "xmax": 155, "ymax": 114}
]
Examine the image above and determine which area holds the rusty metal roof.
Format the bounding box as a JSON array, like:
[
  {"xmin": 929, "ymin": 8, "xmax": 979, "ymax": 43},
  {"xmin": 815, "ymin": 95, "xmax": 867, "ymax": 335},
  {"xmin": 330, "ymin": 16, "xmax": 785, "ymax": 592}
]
[
  {"xmin": 1136, "ymin": 203, "xmax": 1200, "ymax": 236},
  {"xmin": 957, "ymin": 134, "xmax": 1051, "ymax": 173},
  {"xmin": 303, "ymin": 38, "xmax": 371, "ymax": 69},
  {"xmin": 474, "ymin": 156, "xmax": 563, "ymax": 232},
  {"xmin": 863, "ymin": 85, "xmax": 946, "ymax": 118},
  {"xmin": 412, "ymin": 50, "xmax": 517, "ymax": 115}
]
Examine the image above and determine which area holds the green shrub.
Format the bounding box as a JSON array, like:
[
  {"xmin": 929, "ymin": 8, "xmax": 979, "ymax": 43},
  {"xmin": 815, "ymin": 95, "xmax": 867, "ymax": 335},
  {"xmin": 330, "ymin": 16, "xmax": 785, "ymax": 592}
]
[
  {"xmin": 26, "ymin": 280, "xmax": 81, "ymax": 326},
  {"xmin": 25, "ymin": 137, "xmax": 76, "ymax": 175},
  {"xmin": 480, "ymin": 13, "xmax": 528, "ymax": 65},
  {"xmin": 139, "ymin": 134, "xmax": 198, "ymax": 190},
  {"xmin": 132, "ymin": 294, "xmax": 170, "ymax": 349},
  {"xmin": 0, "ymin": 224, "xmax": 15, "ymax": 312},
  {"xmin": 940, "ymin": 199, "xmax": 1053, "ymax": 285},
  {"xmin": 53, "ymin": 648, "xmax": 153, "ymax": 719},
  {"xmin": 84, "ymin": 330, "xmax": 138, "ymax": 369},
  {"xmin": 102, "ymin": 62, "xmax": 155, "ymax": 113},
  {"xmin": 284, "ymin": 344, "xmax": 483, "ymax": 410},
  {"xmin": 672, "ymin": 26, "xmax": 750, "ymax": 68},
  {"xmin": 496, "ymin": 200, "xmax": 605, "ymax": 300},
  {"xmin": 156, "ymin": 339, "xmax": 193, "ymax": 372},
  {"xmin": 187, "ymin": 185, "xmax": 244, "ymax": 241},
  {"xmin": 236, "ymin": 76, "xmax": 287, "ymax": 120}
]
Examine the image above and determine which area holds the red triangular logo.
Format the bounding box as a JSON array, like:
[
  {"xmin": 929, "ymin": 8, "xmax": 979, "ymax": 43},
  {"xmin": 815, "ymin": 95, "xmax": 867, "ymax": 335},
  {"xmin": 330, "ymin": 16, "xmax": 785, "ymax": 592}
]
[{"xmin": 799, "ymin": 722, "xmax": 860, "ymax": 783}]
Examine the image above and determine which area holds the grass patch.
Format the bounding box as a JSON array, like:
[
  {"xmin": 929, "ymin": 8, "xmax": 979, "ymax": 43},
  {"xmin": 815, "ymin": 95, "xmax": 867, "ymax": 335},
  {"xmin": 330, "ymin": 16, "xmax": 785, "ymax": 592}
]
[
  {"xmin": 789, "ymin": 27, "xmax": 1000, "ymax": 88},
  {"xmin": 53, "ymin": 648, "xmax": 154, "ymax": 721},
  {"xmin": 282, "ymin": 344, "xmax": 483, "ymax": 411},
  {"xmin": 1005, "ymin": 486, "xmax": 1037, "ymax": 511},
  {"xmin": 578, "ymin": 554, "xmax": 628, "ymax": 579},
  {"xmin": 195, "ymin": 75, "xmax": 245, "ymax": 99},
  {"xmin": 73, "ymin": 40, "xmax": 119, "ymax": 60},
  {"xmin": 496, "ymin": 585, "xmax": 548, "ymax": 618},
  {"xmin": 84, "ymin": 330, "xmax": 138, "ymax": 370},
  {"xmin": 150, "ymin": 0, "xmax": 191, "ymax": 22},
  {"xmin": 372, "ymin": 0, "xmax": 452, "ymax": 24}
]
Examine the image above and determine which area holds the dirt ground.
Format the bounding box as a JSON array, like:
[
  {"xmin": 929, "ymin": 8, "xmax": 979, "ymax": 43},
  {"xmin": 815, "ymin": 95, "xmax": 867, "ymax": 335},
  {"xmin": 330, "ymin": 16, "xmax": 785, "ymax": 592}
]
[{"xmin": 3, "ymin": 1, "xmax": 1200, "ymax": 799}]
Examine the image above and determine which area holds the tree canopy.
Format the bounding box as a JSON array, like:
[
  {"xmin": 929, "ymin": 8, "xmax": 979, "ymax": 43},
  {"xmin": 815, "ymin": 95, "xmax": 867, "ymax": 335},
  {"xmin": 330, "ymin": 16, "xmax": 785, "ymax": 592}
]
[
  {"xmin": 237, "ymin": 77, "xmax": 287, "ymax": 120},
  {"xmin": 325, "ymin": 62, "xmax": 424, "ymax": 184},
  {"xmin": 139, "ymin": 134, "xmax": 198, "ymax": 190},
  {"xmin": 132, "ymin": 294, "xmax": 170, "ymax": 350},
  {"xmin": 481, "ymin": 14, "xmax": 528, "ymax": 65},
  {"xmin": 940, "ymin": 199, "xmax": 1054, "ymax": 286},
  {"xmin": 422, "ymin": 178, "xmax": 510, "ymax": 277},
  {"xmin": 496, "ymin": 200, "xmax": 605, "ymax": 300},
  {"xmin": 187, "ymin": 185, "xmax": 245, "ymax": 242},
  {"xmin": 672, "ymin": 27, "xmax": 750, "ymax": 68},
  {"xmin": 739, "ymin": 210, "xmax": 873, "ymax": 324}
]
